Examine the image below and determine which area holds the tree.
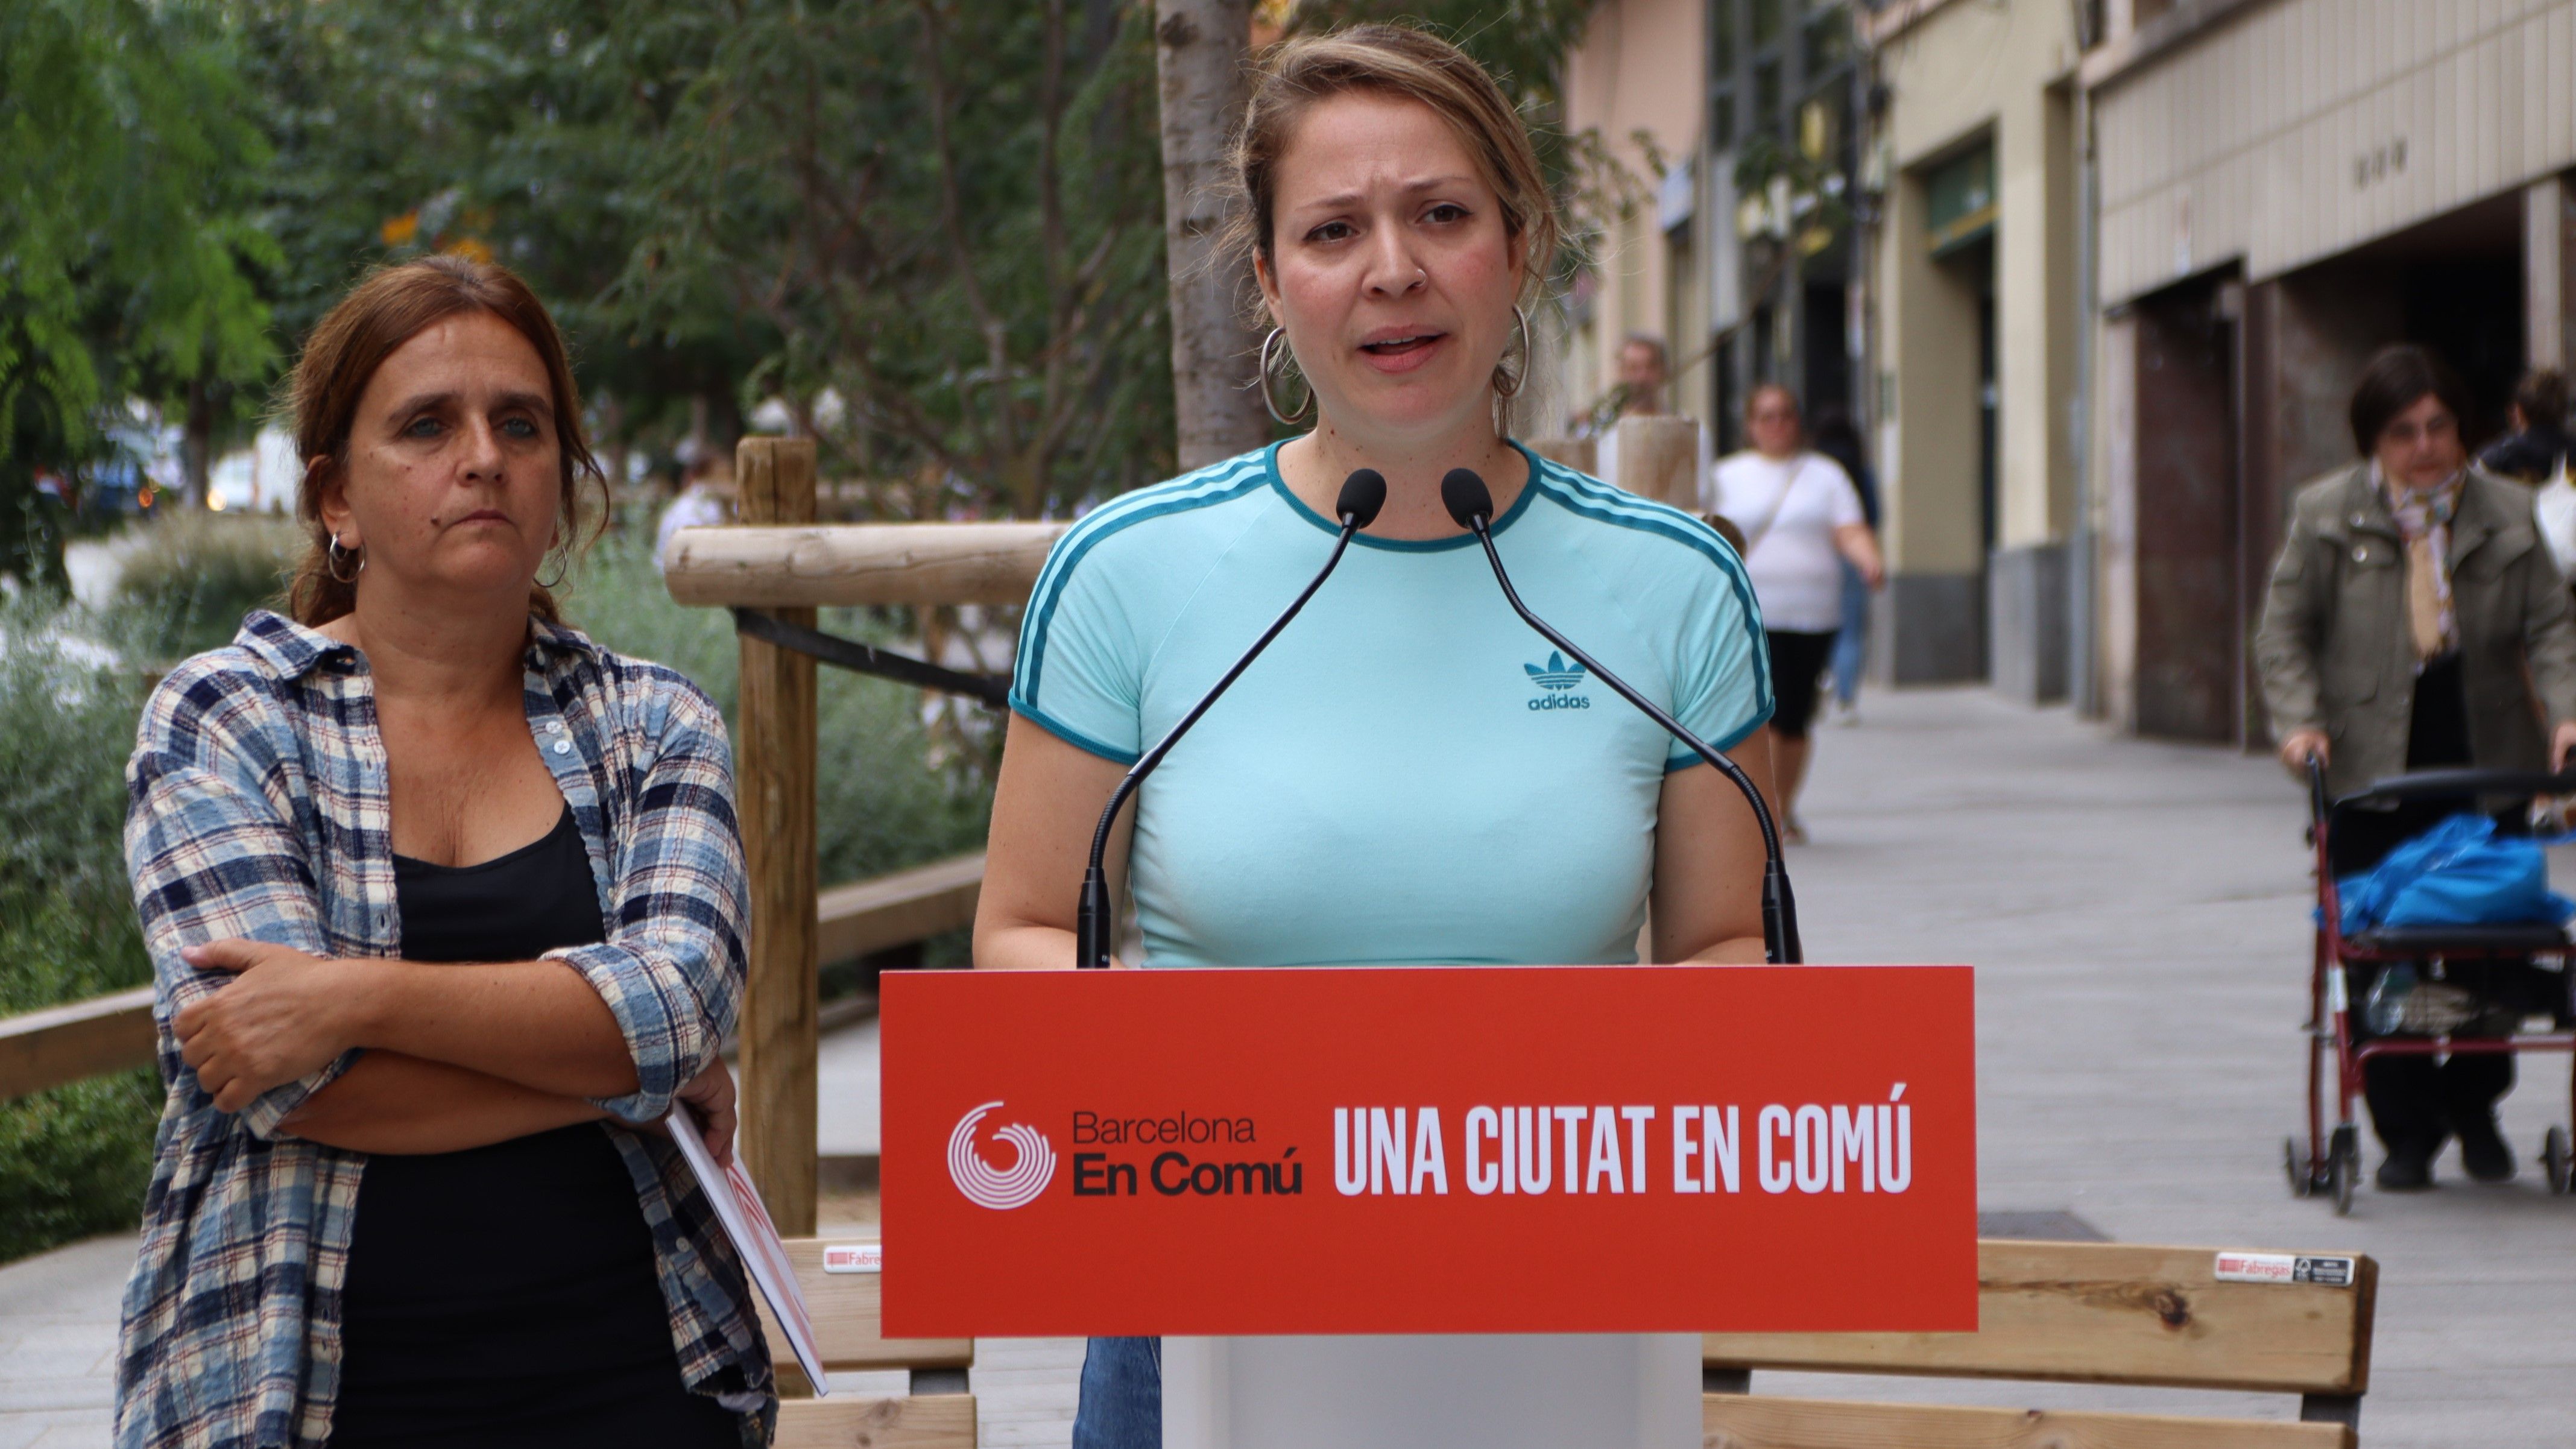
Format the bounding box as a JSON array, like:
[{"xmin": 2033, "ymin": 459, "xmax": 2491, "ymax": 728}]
[
  {"xmin": 617, "ymin": 0, "xmax": 1173, "ymax": 523},
  {"xmin": 231, "ymin": 0, "xmax": 772, "ymax": 494},
  {"xmin": 0, "ymin": 0, "xmax": 274, "ymax": 582},
  {"xmin": 1153, "ymin": 0, "xmax": 1268, "ymax": 472}
]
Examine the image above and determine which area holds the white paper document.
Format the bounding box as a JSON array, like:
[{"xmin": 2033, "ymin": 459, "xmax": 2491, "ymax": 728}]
[{"xmin": 666, "ymin": 1105, "xmax": 829, "ymax": 1394}]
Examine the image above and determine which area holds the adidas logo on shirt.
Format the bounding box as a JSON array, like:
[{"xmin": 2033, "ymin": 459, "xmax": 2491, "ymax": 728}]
[{"xmin": 1525, "ymin": 652, "xmax": 1592, "ymax": 710}]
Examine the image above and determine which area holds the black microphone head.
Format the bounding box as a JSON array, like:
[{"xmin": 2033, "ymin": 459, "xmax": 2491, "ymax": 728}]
[
  {"xmin": 1441, "ymin": 469, "xmax": 1494, "ymax": 529},
  {"xmin": 1336, "ymin": 469, "xmax": 1387, "ymax": 528}
]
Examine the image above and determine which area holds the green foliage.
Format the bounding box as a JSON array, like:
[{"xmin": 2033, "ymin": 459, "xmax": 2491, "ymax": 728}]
[
  {"xmin": 0, "ymin": 0, "xmax": 278, "ymax": 578},
  {"xmin": 109, "ymin": 512, "xmax": 301, "ymax": 664},
  {"xmin": 0, "ymin": 1071, "xmax": 162, "ymax": 1264},
  {"xmin": 620, "ymin": 0, "xmax": 1176, "ymax": 516},
  {"xmin": 1286, "ymin": 1, "xmax": 1598, "ymax": 118},
  {"xmin": 559, "ymin": 531, "xmax": 995, "ymax": 884},
  {"xmin": 0, "ymin": 599, "xmax": 153, "ymax": 1014},
  {"xmin": 0, "ymin": 596, "xmax": 162, "ymax": 1263},
  {"xmin": 233, "ymin": 0, "xmax": 772, "ymax": 460}
]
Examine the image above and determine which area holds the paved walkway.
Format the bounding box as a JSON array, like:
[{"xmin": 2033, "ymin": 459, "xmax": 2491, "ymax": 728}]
[{"xmin": 11, "ymin": 687, "xmax": 2573, "ymax": 1445}]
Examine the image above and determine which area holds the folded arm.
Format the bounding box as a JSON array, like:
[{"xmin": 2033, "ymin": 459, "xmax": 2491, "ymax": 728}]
[
  {"xmin": 137, "ymin": 668, "xmax": 748, "ymax": 1143},
  {"xmin": 283, "ymin": 1052, "xmax": 606, "ymax": 1154},
  {"xmin": 282, "ymin": 1049, "xmax": 739, "ymax": 1161},
  {"xmin": 174, "ymin": 941, "xmax": 639, "ymax": 1112}
]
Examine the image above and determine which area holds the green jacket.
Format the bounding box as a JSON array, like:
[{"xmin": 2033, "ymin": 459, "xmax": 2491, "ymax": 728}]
[{"xmin": 2253, "ymin": 463, "xmax": 2576, "ymax": 799}]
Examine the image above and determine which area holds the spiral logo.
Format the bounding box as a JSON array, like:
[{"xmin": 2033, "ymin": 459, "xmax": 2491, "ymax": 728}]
[{"xmin": 947, "ymin": 1101, "xmax": 1058, "ymax": 1210}]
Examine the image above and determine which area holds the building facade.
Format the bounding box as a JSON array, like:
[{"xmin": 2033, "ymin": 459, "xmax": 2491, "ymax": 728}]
[
  {"xmin": 2085, "ymin": 0, "xmax": 2576, "ymax": 744},
  {"xmin": 1555, "ymin": 1, "xmax": 2575, "ymax": 744},
  {"xmin": 1559, "ymin": 0, "xmax": 1865, "ymax": 464},
  {"xmin": 1860, "ymin": 0, "xmax": 2087, "ymax": 696}
]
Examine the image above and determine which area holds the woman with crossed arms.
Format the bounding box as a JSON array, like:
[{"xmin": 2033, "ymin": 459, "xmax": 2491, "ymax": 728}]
[
  {"xmin": 118, "ymin": 257, "xmax": 767, "ymax": 1448},
  {"xmin": 975, "ymin": 24, "xmax": 1776, "ymax": 1447}
]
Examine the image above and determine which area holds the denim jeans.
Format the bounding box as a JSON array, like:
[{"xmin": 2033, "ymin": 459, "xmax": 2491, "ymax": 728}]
[
  {"xmin": 1830, "ymin": 560, "xmax": 1869, "ymax": 707},
  {"xmin": 1071, "ymin": 1336, "xmax": 1160, "ymax": 1449}
]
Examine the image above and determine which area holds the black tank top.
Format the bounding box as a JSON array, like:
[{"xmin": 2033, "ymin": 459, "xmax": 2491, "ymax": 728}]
[{"xmin": 332, "ymin": 804, "xmax": 739, "ymax": 1448}]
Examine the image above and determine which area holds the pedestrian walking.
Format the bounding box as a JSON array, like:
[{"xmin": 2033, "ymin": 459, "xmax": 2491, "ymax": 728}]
[
  {"xmin": 1709, "ymin": 384, "xmax": 1884, "ymax": 841},
  {"xmin": 1809, "ymin": 406, "xmax": 1882, "ymax": 726},
  {"xmin": 2255, "ymin": 343, "xmax": 2576, "ymax": 1191},
  {"xmin": 2481, "ymin": 369, "xmax": 2576, "ymax": 586},
  {"xmin": 2477, "ymin": 367, "xmax": 2572, "ymax": 485},
  {"xmin": 655, "ymin": 451, "xmax": 734, "ymax": 563}
]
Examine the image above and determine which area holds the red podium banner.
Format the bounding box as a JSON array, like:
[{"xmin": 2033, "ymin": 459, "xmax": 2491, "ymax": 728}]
[{"xmin": 880, "ymin": 964, "xmax": 1975, "ymax": 1337}]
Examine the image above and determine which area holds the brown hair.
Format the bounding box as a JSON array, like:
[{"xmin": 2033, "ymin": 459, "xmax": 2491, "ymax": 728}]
[
  {"xmin": 1744, "ymin": 382, "xmax": 1800, "ymax": 420},
  {"xmin": 285, "ymin": 255, "xmax": 605, "ymax": 625},
  {"xmin": 2347, "ymin": 344, "xmax": 2473, "ymax": 458},
  {"xmin": 1225, "ymin": 23, "xmax": 1559, "ymax": 391},
  {"xmin": 2515, "ymin": 367, "xmax": 2571, "ymax": 430}
]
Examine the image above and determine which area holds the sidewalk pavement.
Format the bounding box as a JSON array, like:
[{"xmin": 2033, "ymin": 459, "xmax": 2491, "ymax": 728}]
[
  {"xmin": 10, "ymin": 686, "xmax": 2573, "ymax": 1447},
  {"xmin": 0, "ymin": 1237, "xmax": 123, "ymax": 1448}
]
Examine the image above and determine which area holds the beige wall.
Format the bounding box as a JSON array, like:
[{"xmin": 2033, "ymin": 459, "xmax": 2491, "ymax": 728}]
[
  {"xmin": 2094, "ymin": 0, "xmax": 2576, "ymax": 307},
  {"xmin": 1562, "ymin": 0, "xmax": 1706, "ymax": 443},
  {"xmin": 2094, "ymin": 312, "xmax": 2139, "ymax": 727},
  {"xmin": 1873, "ymin": 0, "xmax": 2083, "ymax": 566},
  {"xmin": 1879, "ymin": 161, "xmax": 1987, "ymax": 574}
]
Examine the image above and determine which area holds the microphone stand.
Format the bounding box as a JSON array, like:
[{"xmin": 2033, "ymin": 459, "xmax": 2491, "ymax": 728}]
[
  {"xmin": 1444, "ymin": 470, "xmax": 1803, "ymax": 964},
  {"xmin": 1074, "ymin": 472, "xmax": 1387, "ymax": 968}
]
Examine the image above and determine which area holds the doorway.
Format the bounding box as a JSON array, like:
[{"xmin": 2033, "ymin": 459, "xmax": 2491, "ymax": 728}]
[{"xmin": 2132, "ymin": 276, "xmax": 2240, "ymax": 743}]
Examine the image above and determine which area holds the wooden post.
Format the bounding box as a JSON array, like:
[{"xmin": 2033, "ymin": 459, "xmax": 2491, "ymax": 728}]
[
  {"xmin": 735, "ymin": 437, "xmax": 820, "ymax": 1235},
  {"xmin": 1612, "ymin": 415, "xmax": 1702, "ymax": 511}
]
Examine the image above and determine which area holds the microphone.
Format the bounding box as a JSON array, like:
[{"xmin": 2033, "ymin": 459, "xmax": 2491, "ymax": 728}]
[
  {"xmin": 1440, "ymin": 468, "xmax": 1803, "ymax": 964},
  {"xmin": 1073, "ymin": 469, "xmax": 1390, "ymax": 968}
]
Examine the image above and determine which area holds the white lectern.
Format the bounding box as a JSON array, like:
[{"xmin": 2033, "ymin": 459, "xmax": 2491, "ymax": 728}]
[{"xmin": 1161, "ymin": 1334, "xmax": 1702, "ymax": 1449}]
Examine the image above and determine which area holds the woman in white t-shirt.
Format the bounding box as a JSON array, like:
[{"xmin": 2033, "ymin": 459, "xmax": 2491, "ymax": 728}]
[{"xmin": 1708, "ymin": 384, "xmax": 1884, "ymax": 841}]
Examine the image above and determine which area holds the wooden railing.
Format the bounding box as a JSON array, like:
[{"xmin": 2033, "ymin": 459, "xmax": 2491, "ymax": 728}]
[
  {"xmin": 0, "ymin": 853, "xmax": 983, "ymax": 1105},
  {"xmin": 0, "ymin": 987, "xmax": 158, "ymax": 1102}
]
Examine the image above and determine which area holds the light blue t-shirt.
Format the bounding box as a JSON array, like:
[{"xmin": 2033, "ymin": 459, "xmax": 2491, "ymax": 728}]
[{"xmin": 1010, "ymin": 441, "xmax": 1772, "ymax": 967}]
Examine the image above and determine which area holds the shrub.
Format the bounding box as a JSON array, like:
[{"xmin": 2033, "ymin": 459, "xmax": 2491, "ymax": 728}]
[
  {"xmin": 0, "ymin": 1072, "xmax": 162, "ymax": 1264},
  {"xmin": 0, "ymin": 597, "xmax": 162, "ymax": 1264},
  {"xmin": 109, "ymin": 510, "xmax": 300, "ymax": 663},
  {"xmin": 557, "ymin": 531, "xmax": 996, "ymax": 885}
]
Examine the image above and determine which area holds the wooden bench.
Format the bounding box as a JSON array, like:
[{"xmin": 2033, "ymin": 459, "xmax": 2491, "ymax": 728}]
[
  {"xmin": 1703, "ymin": 1239, "xmax": 2378, "ymax": 1448},
  {"xmin": 762, "ymin": 1236, "xmax": 976, "ymax": 1449}
]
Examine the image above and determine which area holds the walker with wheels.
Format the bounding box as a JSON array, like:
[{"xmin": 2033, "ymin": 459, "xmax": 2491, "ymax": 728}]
[{"xmin": 2292, "ymin": 762, "xmax": 2576, "ymax": 1213}]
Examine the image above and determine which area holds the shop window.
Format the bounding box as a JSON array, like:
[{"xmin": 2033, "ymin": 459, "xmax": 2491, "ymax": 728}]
[
  {"xmin": 1923, "ymin": 141, "xmax": 1996, "ymax": 256},
  {"xmin": 1802, "ymin": 8, "xmax": 1849, "ymax": 74},
  {"xmin": 1751, "ymin": 0, "xmax": 1783, "ymax": 48}
]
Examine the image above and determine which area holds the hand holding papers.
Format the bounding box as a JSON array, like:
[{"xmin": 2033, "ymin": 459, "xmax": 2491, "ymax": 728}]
[{"xmin": 665, "ymin": 1100, "xmax": 829, "ymax": 1393}]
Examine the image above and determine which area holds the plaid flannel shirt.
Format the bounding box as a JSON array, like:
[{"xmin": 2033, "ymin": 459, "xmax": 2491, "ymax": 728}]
[{"xmin": 116, "ymin": 611, "xmax": 772, "ymax": 1449}]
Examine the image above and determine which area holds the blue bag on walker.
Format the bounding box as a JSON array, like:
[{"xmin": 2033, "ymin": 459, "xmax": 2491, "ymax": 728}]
[{"xmin": 2335, "ymin": 813, "xmax": 2576, "ymax": 935}]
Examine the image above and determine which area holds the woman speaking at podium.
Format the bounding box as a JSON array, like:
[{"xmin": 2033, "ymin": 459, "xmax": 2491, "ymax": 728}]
[{"xmin": 975, "ymin": 24, "xmax": 1776, "ymax": 1449}]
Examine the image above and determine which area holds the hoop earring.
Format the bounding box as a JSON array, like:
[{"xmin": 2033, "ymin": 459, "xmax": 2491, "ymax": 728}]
[
  {"xmin": 1258, "ymin": 326, "xmax": 1315, "ymax": 426},
  {"xmin": 536, "ymin": 548, "xmax": 571, "ymax": 592},
  {"xmin": 1491, "ymin": 305, "xmax": 1532, "ymax": 400},
  {"xmin": 326, "ymin": 535, "xmax": 363, "ymax": 584}
]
